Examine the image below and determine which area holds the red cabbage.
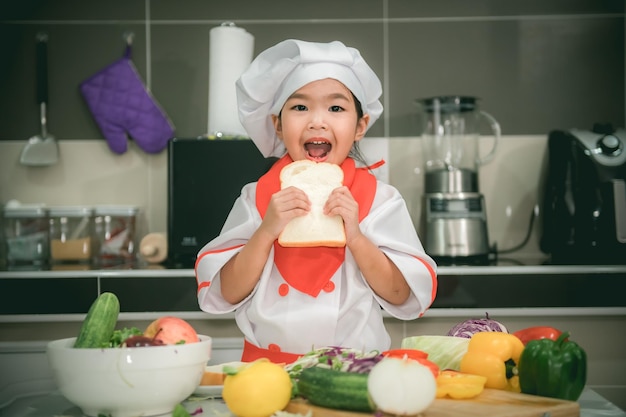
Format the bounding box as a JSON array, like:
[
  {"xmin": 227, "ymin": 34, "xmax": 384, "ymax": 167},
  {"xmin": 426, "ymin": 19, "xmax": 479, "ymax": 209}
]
[
  {"xmin": 447, "ymin": 312, "xmax": 508, "ymax": 338},
  {"xmin": 285, "ymin": 346, "xmax": 383, "ymax": 378}
]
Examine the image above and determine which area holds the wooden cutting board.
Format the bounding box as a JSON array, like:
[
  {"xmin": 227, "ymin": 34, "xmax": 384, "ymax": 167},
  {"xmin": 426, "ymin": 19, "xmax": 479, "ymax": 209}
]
[{"xmin": 286, "ymin": 389, "xmax": 580, "ymax": 417}]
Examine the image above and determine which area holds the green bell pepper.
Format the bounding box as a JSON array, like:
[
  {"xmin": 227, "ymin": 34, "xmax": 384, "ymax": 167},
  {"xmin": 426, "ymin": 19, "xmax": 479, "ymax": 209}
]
[{"xmin": 518, "ymin": 331, "xmax": 587, "ymax": 401}]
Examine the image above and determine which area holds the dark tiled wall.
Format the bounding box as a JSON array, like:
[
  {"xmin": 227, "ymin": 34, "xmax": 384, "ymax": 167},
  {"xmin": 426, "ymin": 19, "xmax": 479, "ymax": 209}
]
[{"xmin": 0, "ymin": 0, "xmax": 623, "ymax": 143}]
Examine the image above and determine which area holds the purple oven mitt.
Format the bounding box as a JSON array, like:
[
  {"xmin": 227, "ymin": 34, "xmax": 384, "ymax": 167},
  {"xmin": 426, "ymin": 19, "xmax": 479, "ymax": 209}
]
[{"xmin": 80, "ymin": 45, "xmax": 175, "ymax": 154}]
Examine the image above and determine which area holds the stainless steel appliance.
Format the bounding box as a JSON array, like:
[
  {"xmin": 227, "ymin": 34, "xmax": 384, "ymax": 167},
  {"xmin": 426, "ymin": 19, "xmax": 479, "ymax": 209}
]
[
  {"xmin": 540, "ymin": 125, "xmax": 626, "ymax": 264},
  {"xmin": 167, "ymin": 138, "xmax": 276, "ymax": 267},
  {"xmin": 416, "ymin": 96, "xmax": 500, "ymax": 263}
]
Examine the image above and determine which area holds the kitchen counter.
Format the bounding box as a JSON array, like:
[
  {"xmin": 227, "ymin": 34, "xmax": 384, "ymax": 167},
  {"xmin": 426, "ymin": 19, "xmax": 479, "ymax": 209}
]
[
  {"xmin": 1, "ymin": 262, "xmax": 625, "ymax": 413},
  {"xmin": 2, "ymin": 261, "xmax": 625, "ymax": 321},
  {"xmin": 0, "ymin": 387, "xmax": 624, "ymax": 417}
]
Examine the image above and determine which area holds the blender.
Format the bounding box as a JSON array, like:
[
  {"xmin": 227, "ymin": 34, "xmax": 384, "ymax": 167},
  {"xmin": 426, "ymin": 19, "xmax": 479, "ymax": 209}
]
[{"xmin": 416, "ymin": 96, "xmax": 500, "ymax": 263}]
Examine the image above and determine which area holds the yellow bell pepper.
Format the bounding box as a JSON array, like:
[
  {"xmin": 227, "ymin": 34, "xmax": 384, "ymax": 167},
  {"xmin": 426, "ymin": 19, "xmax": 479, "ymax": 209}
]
[
  {"xmin": 436, "ymin": 370, "xmax": 487, "ymax": 399},
  {"xmin": 459, "ymin": 332, "xmax": 525, "ymax": 392}
]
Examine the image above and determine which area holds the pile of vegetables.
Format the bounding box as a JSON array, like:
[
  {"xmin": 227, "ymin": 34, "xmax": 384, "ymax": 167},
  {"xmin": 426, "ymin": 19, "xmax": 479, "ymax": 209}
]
[
  {"xmin": 285, "ymin": 345, "xmax": 444, "ymax": 414},
  {"xmin": 79, "ymin": 293, "xmax": 587, "ymax": 415},
  {"xmin": 284, "ymin": 313, "xmax": 587, "ymax": 416},
  {"xmin": 73, "ymin": 292, "xmax": 199, "ymax": 349},
  {"xmin": 292, "ymin": 352, "xmax": 439, "ymax": 415},
  {"xmin": 403, "ymin": 313, "xmax": 587, "ymax": 401}
]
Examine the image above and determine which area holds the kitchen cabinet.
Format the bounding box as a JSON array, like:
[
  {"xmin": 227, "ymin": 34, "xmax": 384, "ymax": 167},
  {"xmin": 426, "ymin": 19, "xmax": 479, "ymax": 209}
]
[{"xmin": 1, "ymin": 263, "xmax": 625, "ymax": 318}]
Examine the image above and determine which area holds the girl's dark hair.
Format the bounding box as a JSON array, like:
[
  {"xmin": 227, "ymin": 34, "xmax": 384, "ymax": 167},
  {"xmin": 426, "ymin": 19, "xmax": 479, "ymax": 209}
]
[{"xmin": 349, "ymin": 93, "xmax": 369, "ymax": 167}]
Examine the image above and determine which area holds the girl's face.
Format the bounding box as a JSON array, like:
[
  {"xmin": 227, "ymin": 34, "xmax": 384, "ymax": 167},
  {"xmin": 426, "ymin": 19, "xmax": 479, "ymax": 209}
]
[{"xmin": 272, "ymin": 78, "xmax": 370, "ymax": 165}]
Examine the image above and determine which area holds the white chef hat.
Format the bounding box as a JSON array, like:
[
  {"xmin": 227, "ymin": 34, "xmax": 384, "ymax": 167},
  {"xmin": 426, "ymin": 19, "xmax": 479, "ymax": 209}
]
[{"xmin": 236, "ymin": 39, "xmax": 383, "ymax": 158}]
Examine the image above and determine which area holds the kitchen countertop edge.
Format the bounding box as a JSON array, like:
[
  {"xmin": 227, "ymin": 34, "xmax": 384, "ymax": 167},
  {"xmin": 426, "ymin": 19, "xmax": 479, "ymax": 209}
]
[
  {"xmin": 2, "ymin": 306, "xmax": 625, "ymax": 324},
  {"xmin": 2, "ymin": 263, "xmax": 626, "ymax": 278}
]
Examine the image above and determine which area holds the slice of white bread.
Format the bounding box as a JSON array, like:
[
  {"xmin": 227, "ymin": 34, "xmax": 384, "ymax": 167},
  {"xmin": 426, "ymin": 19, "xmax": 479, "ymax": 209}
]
[
  {"xmin": 278, "ymin": 160, "xmax": 346, "ymax": 247},
  {"xmin": 200, "ymin": 361, "xmax": 247, "ymax": 386}
]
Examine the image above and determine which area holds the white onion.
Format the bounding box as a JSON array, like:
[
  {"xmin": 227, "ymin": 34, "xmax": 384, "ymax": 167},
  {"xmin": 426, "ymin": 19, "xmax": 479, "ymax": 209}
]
[{"xmin": 367, "ymin": 357, "xmax": 437, "ymax": 415}]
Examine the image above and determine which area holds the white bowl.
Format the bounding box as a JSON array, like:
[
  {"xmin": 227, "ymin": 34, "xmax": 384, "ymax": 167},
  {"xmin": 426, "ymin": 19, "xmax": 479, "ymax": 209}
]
[{"xmin": 47, "ymin": 335, "xmax": 211, "ymax": 417}]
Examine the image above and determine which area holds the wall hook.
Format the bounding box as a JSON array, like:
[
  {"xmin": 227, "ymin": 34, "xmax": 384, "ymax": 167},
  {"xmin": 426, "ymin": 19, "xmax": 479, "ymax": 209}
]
[{"xmin": 123, "ymin": 31, "xmax": 134, "ymax": 46}]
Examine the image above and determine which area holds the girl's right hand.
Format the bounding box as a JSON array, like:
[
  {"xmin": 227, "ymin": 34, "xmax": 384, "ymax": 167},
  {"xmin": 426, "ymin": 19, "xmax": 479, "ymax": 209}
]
[{"xmin": 258, "ymin": 186, "xmax": 310, "ymax": 239}]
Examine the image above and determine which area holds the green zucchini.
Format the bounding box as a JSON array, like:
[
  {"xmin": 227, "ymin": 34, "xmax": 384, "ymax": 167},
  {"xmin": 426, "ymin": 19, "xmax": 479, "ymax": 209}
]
[
  {"xmin": 297, "ymin": 367, "xmax": 374, "ymax": 412},
  {"xmin": 74, "ymin": 292, "xmax": 120, "ymax": 348}
]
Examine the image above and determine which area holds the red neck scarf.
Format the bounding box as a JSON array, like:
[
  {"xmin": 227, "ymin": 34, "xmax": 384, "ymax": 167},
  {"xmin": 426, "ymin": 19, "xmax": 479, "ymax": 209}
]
[{"xmin": 256, "ymin": 155, "xmax": 379, "ymax": 297}]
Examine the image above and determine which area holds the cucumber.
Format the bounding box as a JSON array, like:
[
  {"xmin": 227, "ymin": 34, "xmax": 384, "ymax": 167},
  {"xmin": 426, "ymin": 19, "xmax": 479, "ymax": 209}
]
[
  {"xmin": 297, "ymin": 367, "xmax": 374, "ymax": 412},
  {"xmin": 74, "ymin": 292, "xmax": 120, "ymax": 348}
]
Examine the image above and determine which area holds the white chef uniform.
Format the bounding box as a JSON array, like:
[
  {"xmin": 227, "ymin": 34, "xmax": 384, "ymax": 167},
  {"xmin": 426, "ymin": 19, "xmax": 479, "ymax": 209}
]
[{"xmin": 195, "ymin": 39, "xmax": 437, "ymax": 363}]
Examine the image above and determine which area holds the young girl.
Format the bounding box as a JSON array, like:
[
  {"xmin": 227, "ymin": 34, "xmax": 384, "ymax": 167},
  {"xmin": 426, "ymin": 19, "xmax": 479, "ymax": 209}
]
[{"xmin": 196, "ymin": 39, "xmax": 437, "ymax": 364}]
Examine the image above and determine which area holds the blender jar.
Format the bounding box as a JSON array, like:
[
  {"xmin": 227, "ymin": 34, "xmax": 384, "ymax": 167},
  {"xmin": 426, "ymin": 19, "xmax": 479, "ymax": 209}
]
[
  {"xmin": 3, "ymin": 205, "xmax": 50, "ymax": 266},
  {"xmin": 416, "ymin": 96, "xmax": 500, "ymax": 193},
  {"xmin": 49, "ymin": 206, "xmax": 94, "ymax": 264}
]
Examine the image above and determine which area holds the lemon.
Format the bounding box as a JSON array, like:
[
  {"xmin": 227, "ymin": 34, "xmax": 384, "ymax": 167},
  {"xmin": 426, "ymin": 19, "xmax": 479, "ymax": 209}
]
[{"xmin": 222, "ymin": 359, "xmax": 292, "ymax": 417}]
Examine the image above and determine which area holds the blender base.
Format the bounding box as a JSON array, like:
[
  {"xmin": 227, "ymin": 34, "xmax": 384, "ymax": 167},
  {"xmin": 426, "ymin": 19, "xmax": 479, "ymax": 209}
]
[{"xmin": 423, "ymin": 192, "xmax": 491, "ymax": 261}]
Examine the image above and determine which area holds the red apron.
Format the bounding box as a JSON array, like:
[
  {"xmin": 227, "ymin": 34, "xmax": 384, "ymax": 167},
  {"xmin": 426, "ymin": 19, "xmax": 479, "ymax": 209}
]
[{"xmin": 242, "ymin": 156, "xmax": 381, "ymax": 363}]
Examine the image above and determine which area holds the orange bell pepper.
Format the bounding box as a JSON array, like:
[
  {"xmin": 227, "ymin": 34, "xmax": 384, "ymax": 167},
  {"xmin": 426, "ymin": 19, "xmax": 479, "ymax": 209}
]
[
  {"xmin": 459, "ymin": 332, "xmax": 525, "ymax": 392},
  {"xmin": 436, "ymin": 370, "xmax": 487, "ymax": 399}
]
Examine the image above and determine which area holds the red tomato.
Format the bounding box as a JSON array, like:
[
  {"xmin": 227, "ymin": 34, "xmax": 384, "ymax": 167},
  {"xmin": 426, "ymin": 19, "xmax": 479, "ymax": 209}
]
[
  {"xmin": 382, "ymin": 348, "xmax": 439, "ymax": 377},
  {"xmin": 512, "ymin": 326, "xmax": 564, "ymax": 345},
  {"xmin": 382, "ymin": 349, "xmax": 428, "ymax": 360}
]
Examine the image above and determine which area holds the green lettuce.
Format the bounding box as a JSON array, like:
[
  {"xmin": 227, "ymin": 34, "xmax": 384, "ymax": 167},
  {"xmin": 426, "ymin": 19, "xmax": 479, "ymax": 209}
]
[{"xmin": 401, "ymin": 335, "xmax": 470, "ymax": 371}]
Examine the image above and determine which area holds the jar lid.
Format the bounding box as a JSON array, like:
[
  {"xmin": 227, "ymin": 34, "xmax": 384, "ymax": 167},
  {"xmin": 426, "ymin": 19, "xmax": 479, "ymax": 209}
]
[
  {"xmin": 3, "ymin": 204, "xmax": 48, "ymax": 218},
  {"xmin": 49, "ymin": 206, "xmax": 94, "ymax": 217},
  {"xmin": 94, "ymin": 205, "xmax": 139, "ymax": 216},
  {"xmin": 415, "ymin": 96, "xmax": 479, "ymax": 113}
]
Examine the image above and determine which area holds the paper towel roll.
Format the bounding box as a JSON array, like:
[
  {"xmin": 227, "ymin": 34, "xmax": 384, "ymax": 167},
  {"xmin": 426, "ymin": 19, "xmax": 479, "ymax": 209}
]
[{"xmin": 208, "ymin": 23, "xmax": 254, "ymax": 137}]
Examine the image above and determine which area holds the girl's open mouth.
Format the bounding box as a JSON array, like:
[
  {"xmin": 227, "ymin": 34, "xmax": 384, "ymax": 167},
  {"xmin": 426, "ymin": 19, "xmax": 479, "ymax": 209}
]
[{"xmin": 305, "ymin": 141, "xmax": 331, "ymax": 161}]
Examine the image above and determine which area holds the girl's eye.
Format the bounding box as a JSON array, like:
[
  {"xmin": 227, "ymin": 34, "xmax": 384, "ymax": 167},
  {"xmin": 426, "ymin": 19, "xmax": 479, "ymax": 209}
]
[
  {"xmin": 329, "ymin": 105, "xmax": 344, "ymax": 112},
  {"xmin": 291, "ymin": 104, "xmax": 307, "ymax": 111}
]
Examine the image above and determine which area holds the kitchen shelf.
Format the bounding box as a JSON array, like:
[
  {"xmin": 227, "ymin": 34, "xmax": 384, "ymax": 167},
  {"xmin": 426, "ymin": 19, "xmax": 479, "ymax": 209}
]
[{"xmin": 2, "ymin": 263, "xmax": 626, "ymax": 278}]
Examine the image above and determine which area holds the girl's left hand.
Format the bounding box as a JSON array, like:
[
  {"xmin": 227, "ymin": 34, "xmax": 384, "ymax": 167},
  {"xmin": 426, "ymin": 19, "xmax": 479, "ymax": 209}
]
[{"xmin": 324, "ymin": 186, "xmax": 361, "ymax": 243}]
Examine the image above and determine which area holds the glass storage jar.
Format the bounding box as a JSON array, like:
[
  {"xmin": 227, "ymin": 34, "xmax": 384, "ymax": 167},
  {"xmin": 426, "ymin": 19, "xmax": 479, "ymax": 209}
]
[
  {"xmin": 49, "ymin": 206, "xmax": 94, "ymax": 264},
  {"xmin": 94, "ymin": 205, "xmax": 139, "ymax": 266},
  {"xmin": 3, "ymin": 205, "xmax": 50, "ymax": 266}
]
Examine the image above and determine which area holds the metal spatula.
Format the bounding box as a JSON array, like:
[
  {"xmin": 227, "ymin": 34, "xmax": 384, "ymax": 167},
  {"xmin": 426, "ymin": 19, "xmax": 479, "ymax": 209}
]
[{"xmin": 20, "ymin": 32, "xmax": 59, "ymax": 166}]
